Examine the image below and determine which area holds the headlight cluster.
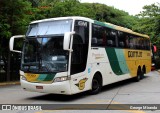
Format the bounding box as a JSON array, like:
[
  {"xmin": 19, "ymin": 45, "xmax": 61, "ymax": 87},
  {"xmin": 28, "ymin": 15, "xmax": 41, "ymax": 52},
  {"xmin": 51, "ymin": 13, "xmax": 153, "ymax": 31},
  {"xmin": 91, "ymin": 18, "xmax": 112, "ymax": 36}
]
[
  {"xmin": 20, "ymin": 75, "xmax": 70, "ymax": 83},
  {"xmin": 21, "ymin": 75, "xmax": 27, "ymax": 81},
  {"xmin": 53, "ymin": 76, "xmax": 70, "ymax": 82}
]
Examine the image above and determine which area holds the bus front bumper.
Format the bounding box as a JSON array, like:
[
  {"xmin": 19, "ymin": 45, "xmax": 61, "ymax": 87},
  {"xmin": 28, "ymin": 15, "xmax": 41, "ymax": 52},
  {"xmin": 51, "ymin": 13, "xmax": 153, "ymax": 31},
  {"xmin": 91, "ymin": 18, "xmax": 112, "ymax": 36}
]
[{"xmin": 20, "ymin": 79, "xmax": 72, "ymax": 95}]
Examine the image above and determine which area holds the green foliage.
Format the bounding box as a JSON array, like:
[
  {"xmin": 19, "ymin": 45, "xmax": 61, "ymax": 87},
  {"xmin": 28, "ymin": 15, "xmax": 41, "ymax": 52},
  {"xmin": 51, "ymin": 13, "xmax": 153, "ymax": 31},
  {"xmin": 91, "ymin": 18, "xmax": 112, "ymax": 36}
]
[
  {"xmin": 79, "ymin": 3, "xmax": 137, "ymax": 29},
  {"xmin": 134, "ymin": 3, "xmax": 160, "ymax": 45},
  {"xmin": 0, "ymin": 0, "xmax": 33, "ymax": 73},
  {"xmin": 49, "ymin": 0, "xmax": 95, "ymax": 18},
  {"xmin": 28, "ymin": 0, "xmax": 136, "ymax": 30},
  {"xmin": 0, "ymin": 0, "xmax": 32, "ymax": 36},
  {"xmin": 0, "ymin": 0, "xmax": 33, "ymax": 61},
  {"xmin": 138, "ymin": 3, "xmax": 160, "ymax": 17}
]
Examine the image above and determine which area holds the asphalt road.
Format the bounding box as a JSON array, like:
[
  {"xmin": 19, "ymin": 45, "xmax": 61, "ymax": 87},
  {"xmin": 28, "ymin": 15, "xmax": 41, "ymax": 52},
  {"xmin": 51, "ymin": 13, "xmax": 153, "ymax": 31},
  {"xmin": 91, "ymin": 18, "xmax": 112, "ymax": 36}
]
[{"xmin": 0, "ymin": 71, "xmax": 160, "ymax": 113}]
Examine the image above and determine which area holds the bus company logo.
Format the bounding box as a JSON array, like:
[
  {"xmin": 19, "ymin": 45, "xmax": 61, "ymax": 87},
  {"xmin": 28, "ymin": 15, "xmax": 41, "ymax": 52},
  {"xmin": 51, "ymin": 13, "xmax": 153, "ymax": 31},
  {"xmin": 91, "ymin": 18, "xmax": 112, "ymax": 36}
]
[
  {"xmin": 78, "ymin": 21, "xmax": 87, "ymax": 27},
  {"xmin": 75, "ymin": 78, "xmax": 88, "ymax": 90},
  {"xmin": 128, "ymin": 51, "xmax": 142, "ymax": 57}
]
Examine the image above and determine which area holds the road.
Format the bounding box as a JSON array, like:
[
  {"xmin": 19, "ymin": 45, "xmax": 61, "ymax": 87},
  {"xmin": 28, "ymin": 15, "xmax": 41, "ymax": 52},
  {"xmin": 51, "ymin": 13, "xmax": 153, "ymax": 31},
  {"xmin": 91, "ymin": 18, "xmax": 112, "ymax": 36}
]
[{"xmin": 0, "ymin": 71, "xmax": 160, "ymax": 113}]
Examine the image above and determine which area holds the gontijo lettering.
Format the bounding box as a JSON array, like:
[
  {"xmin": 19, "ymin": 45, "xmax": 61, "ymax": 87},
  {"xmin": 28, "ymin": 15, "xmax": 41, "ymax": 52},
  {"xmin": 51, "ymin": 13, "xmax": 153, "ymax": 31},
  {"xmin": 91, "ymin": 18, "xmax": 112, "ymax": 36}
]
[{"xmin": 128, "ymin": 51, "xmax": 142, "ymax": 57}]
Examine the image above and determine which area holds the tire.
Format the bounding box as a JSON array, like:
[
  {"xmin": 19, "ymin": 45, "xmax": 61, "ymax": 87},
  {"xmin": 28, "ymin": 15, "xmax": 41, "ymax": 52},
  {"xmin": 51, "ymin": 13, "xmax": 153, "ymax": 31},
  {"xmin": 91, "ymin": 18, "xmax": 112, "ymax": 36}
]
[
  {"xmin": 135, "ymin": 67, "xmax": 141, "ymax": 82},
  {"xmin": 141, "ymin": 66, "xmax": 146, "ymax": 79},
  {"xmin": 140, "ymin": 70, "xmax": 144, "ymax": 79},
  {"xmin": 90, "ymin": 74, "xmax": 102, "ymax": 95}
]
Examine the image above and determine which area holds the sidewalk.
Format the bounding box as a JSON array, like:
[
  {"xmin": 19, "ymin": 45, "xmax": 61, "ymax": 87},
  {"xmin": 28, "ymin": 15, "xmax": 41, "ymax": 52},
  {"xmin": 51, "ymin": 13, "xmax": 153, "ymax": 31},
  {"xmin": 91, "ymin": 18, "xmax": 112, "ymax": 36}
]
[{"xmin": 0, "ymin": 81, "xmax": 20, "ymax": 86}]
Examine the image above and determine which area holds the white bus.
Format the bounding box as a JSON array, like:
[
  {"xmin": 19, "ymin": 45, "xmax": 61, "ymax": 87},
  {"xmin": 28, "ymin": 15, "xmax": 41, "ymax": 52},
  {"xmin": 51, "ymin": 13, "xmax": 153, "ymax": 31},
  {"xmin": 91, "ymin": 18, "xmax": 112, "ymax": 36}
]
[{"xmin": 10, "ymin": 16, "xmax": 151, "ymax": 95}]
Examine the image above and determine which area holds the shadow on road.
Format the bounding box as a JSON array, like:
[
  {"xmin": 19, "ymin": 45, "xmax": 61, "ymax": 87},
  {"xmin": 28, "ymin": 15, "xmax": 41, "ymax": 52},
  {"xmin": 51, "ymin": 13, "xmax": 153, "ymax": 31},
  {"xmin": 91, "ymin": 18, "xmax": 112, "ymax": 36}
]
[{"xmin": 28, "ymin": 92, "xmax": 89, "ymax": 102}]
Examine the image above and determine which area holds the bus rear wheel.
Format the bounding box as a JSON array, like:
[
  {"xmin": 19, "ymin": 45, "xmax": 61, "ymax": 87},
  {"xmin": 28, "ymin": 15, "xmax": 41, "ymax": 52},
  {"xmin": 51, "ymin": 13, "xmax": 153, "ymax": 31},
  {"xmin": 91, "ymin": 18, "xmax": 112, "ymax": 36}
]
[
  {"xmin": 90, "ymin": 74, "xmax": 102, "ymax": 95},
  {"xmin": 141, "ymin": 66, "xmax": 146, "ymax": 79},
  {"xmin": 135, "ymin": 67, "xmax": 142, "ymax": 82}
]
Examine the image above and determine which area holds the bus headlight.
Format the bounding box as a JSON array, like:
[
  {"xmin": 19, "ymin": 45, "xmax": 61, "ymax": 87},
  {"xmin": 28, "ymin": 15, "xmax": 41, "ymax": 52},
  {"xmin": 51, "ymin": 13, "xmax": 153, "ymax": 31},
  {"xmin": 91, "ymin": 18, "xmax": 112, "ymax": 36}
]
[
  {"xmin": 53, "ymin": 76, "xmax": 70, "ymax": 82},
  {"xmin": 21, "ymin": 75, "xmax": 27, "ymax": 81}
]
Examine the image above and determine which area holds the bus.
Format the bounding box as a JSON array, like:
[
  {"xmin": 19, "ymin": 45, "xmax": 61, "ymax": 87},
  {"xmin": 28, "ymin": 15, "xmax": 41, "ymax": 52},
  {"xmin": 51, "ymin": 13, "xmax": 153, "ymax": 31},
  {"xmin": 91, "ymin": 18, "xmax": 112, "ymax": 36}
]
[{"xmin": 9, "ymin": 16, "xmax": 151, "ymax": 95}]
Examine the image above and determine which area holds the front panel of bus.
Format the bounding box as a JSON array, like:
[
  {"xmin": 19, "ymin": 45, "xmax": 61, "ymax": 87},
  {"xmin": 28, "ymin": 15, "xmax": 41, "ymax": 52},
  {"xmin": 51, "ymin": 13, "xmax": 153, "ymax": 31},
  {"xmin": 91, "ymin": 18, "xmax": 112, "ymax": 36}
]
[{"xmin": 20, "ymin": 19, "xmax": 90, "ymax": 94}]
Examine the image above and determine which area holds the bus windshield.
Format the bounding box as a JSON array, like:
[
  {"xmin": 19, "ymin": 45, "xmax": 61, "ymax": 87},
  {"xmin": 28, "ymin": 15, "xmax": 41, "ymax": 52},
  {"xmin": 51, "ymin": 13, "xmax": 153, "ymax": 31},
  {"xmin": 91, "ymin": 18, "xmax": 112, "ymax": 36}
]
[
  {"xmin": 21, "ymin": 19, "xmax": 72, "ymax": 73},
  {"xmin": 26, "ymin": 19, "xmax": 72, "ymax": 36},
  {"xmin": 21, "ymin": 36, "xmax": 69, "ymax": 73}
]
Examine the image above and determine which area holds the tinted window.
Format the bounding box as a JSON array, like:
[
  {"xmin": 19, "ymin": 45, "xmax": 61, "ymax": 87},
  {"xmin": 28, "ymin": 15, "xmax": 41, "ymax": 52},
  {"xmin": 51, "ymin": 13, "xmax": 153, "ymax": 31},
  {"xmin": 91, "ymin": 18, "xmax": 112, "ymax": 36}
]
[
  {"xmin": 106, "ymin": 28, "xmax": 117, "ymax": 47},
  {"xmin": 91, "ymin": 24, "xmax": 118, "ymax": 47},
  {"xmin": 91, "ymin": 23, "xmax": 150, "ymax": 50},
  {"xmin": 92, "ymin": 24, "xmax": 106, "ymax": 47}
]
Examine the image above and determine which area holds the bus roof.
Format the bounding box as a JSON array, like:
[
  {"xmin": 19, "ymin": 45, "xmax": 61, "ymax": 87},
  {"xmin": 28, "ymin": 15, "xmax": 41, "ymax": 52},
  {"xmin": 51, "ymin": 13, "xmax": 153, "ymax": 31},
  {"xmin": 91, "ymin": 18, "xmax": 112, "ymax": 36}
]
[
  {"xmin": 30, "ymin": 16, "xmax": 93, "ymax": 24},
  {"xmin": 30, "ymin": 16, "xmax": 149, "ymax": 39}
]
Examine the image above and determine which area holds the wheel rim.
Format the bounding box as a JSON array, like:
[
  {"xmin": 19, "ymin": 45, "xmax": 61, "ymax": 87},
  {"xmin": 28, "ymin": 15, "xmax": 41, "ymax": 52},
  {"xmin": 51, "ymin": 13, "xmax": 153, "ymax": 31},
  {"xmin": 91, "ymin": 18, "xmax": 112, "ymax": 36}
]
[{"xmin": 92, "ymin": 79, "xmax": 99, "ymax": 91}]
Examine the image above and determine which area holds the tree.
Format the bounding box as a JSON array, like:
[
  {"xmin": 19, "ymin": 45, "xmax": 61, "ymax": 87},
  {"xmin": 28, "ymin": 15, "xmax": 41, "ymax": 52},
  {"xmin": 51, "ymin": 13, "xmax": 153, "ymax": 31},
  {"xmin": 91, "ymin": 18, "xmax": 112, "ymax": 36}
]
[
  {"xmin": 27, "ymin": 0, "xmax": 137, "ymax": 30},
  {"xmin": 134, "ymin": 3, "xmax": 160, "ymax": 44},
  {"xmin": 0, "ymin": 0, "xmax": 32, "ymax": 80},
  {"xmin": 82, "ymin": 3, "xmax": 137, "ymax": 29}
]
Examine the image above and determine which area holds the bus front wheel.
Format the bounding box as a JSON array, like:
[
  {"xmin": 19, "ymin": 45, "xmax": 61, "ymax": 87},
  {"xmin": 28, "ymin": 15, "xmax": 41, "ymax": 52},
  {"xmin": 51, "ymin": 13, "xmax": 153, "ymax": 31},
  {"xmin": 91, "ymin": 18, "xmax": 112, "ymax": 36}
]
[{"xmin": 90, "ymin": 73, "xmax": 102, "ymax": 95}]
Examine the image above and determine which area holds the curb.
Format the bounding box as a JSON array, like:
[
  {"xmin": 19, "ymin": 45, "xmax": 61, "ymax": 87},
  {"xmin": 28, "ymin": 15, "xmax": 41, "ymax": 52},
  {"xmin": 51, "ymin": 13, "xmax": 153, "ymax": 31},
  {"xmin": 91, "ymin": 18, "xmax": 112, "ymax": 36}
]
[{"xmin": 0, "ymin": 81, "xmax": 20, "ymax": 86}]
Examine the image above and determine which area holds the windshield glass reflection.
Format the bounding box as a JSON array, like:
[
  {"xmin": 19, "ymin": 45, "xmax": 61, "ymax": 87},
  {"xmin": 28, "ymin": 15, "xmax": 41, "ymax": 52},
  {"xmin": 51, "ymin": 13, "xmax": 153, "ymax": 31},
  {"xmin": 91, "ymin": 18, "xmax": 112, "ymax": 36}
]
[{"xmin": 21, "ymin": 36, "xmax": 68, "ymax": 73}]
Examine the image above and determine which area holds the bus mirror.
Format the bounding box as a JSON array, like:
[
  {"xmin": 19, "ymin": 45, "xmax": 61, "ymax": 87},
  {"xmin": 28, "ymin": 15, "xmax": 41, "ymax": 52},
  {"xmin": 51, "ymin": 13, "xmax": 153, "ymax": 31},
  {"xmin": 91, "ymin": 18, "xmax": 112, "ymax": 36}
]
[
  {"xmin": 63, "ymin": 32, "xmax": 75, "ymax": 51},
  {"xmin": 9, "ymin": 35, "xmax": 25, "ymax": 53}
]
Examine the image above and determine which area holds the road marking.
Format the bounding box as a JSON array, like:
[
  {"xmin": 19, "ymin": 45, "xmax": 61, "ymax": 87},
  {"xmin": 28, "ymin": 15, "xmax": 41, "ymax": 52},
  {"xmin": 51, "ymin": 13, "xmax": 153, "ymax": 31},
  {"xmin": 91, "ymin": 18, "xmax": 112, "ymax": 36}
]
[
  {"xmin": 126, "ymin": 111, "xmax": 146, "ymax": 113},
  {"xmin": 35, "ymin": 111, "xmax": 46, "ymax": 113}
]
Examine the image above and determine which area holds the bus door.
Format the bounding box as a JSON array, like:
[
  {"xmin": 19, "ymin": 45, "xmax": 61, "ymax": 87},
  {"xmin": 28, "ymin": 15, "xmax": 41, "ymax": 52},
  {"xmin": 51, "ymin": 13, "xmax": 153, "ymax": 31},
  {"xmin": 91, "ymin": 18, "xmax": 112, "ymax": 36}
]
[{"xmin": 70, "ymin": 20, "xmax": 90, "ymax": 93}]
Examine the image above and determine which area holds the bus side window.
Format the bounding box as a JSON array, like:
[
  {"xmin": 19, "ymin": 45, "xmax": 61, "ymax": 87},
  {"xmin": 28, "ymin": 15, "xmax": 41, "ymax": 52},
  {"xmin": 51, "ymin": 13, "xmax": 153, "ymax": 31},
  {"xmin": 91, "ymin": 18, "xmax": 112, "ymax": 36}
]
[
  {"xmin": 129, "ymin": 35, "xmax": 138, "ymax": 49},
  {"xmin": 136, "ymin": 37, "xmax": 141, "ymax": 49},
  {"xmin": 92, "ymin": 37, "xmax": 98, "ymax": 46},
  {"xmin": 91, "ymin": 24, "xmax": 106, "ymax": 47},
  {"xmin": 117, "ymin": 31, "xmax": 125, "ymax": 48},
  {"xmin": 129, "ymin": 36, "xmax": 135, "ymax": 49},
  {"xmin": 107, "ymin": 40, "xmax": 113, "ymax": 46},
  {"xmin": 106, "ymin": 28, "xmax": 117, "ymax": 47},
  {"xmin": 146, "ymin": 40, "xmax": 150, "ymax": 50}
]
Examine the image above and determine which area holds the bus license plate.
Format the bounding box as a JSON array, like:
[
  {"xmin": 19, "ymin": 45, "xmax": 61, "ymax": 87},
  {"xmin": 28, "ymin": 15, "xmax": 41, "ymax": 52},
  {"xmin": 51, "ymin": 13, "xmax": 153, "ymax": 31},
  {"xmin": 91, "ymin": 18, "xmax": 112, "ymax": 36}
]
[{"xmin": 36, "ymin": 86, "xmax": 43, "ymax": 89}]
